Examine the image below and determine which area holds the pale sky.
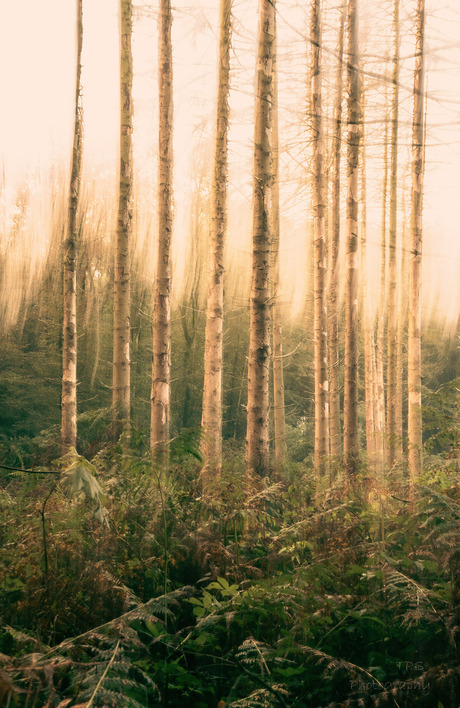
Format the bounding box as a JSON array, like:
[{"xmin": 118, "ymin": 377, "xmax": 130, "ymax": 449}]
[{"xmin": 0, "ymin": 0, "xmax": 459, "ymax": 329}]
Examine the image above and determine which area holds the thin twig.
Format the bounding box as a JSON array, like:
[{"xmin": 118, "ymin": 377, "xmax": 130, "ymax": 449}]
[
  {"xmin": 0, "ymin": 463, "xmax": 59, "ymax": 475},
  {"xmin": 391, "ymin": 494, "xmax": 410, "ymax": 503}
]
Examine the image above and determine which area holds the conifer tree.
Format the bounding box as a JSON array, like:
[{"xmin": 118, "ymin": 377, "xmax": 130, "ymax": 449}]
[
  {"xmin": 328, "ymin": 0, "xmax": 346, "ymax": 460},
  {"xmin": 113, "ymin": 0, "xmax": 133, "ymax": 441},
  {"xmin": 408, "ymin": 0, "xmax": 425, "ymax": 485},
  {"xmin": 247, "ymin": 0, "xmax": 275, "ymax": 478},
  {"xmin": 311, "ymin": 0, "xmax": 329, "ymax": 471},
  {"xmin": 343, "ymin": 0, "xmax": 361, "ymax": 475},
  {"xmin": 151, "ymin": 0, "xmax": 173, "ymax": 460},
  {"xmin": 387, "ymin": 0, "xmax": 400, "ymax": 464},
  {"xmin": 201, "ymin": 0, "xmax": 232, "ymax": 483},
  {"xmin": 360, "ymin": 86, "xmax": 377, "ymax": 461},
  {"xmin": 375, "ymin": 103, "xmax": 389, "ymax": 471},
  {"xmin": 61, "ymin": 0, "xmax": 83, "ymax": 454},
  {"xmin": 271, "ymin": 12, "xmax": 287, "ymax": 477}
]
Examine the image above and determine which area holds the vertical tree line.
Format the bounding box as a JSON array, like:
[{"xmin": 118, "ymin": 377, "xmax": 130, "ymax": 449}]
[
  {"xmin": 328, "ymin": 0, "xmax": 345, "ymax": 462},
  {"xmin": 360, "ymin": 79, "xmax": 377, "ymax": 464},
  {"xmin": 271, "ymin": 11, "xmax": 287, "ymax": 478},
  {"xmin": 113, "ymin": 0, "xmax": 133, "ymax": 442},
  {"xmin": 246, "ymin": 0, "xmax": 275, "ymax": 479},
  {"xmin": 310, "ymin": 0, "xmax": 329, "ymax": 472},
  {"xmin": 343, "ymin": 0, "xmax": 361, "ymax": 476},
  {"xmin": 61, "ymin": 0, "xmax": 83, "ymax": 454},
  {"xmin": 54, "ymin": 0, "xmax": 430, "ymax": 493},
  {"xmin": 387, "ymin": 0, "xmax": 400, "ymax": 466},
  {"xmin": 408, "ymin": 0, "xmax": 426, "ymax": 487},
  {"xmin": 375, "ymin": 95, "xmax": 389, "ymax": 474},
  {"xmin": 151, "ymin": 0, "xmax": 174, "ymax": 461},
  {"xmin": 201, "ymin": 0, "xmax": 232, "ymax": 485}
]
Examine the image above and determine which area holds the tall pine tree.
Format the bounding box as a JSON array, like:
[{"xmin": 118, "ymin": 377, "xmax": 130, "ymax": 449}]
[
  {"xmin": 151, "ymin": 0, "xmax": 173, "ymax": 460},
  {"xmin": 247, "ymin": 0, "xmax": 275, "ymax": 478},
  {"xmin": 61, "ymin": 0, "xmax": 83, "ymax": 454},
  {"xmin": 113, "ymin": 0, "xmax": 133, "ymax": 441},
  {"xmin": 201, "ymin": 0, "xmax": 232, "ymax": 485}
]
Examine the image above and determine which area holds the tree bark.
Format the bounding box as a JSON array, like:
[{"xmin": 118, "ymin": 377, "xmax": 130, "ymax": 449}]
[
  {"xmin": 375, "ymin": 102, "xmax": 389, "ymax": 474},
  {"xmin": 395, "ymin": 169, "xmax": 409, "ymax": 458},
  {"xmin": 386, "ymin": 0, "xmax": 400, "ymax": 466},
  {"xmin": 247, "ymin": 0, "xmax": 275, "ymax": 479},
  {"xmin": 311, "ymin": 0, "xmax": 329, "ymax": 472},
  {"xmin": 343, "ymin": 0, "xmax": 360, "ymax": 476},
  {"xmin": 408, "ymin": 0, "xmax": 425, "ymax": 486},
  {"xmin": 271, "ymin": 12, "xmax": 287, "ymax": 477},
  {"xmin": 151, "ymin": 0, "xmax": 173, "ymax": 461},
  {"xmin": 201, "ymin": 0, "xmax": 232, "ymax": 484},
  {"xmin": 328, "ymin": 0, "xmax": 345, "ymax": 461},
  {"xmin": 61, "ymin": 0, "xmax": 83, "ymax": 455},
  {"xmin": 113, "ymin": 0, "xmax": 133, "ymax": 442},
  {"xmin": 359, "ymin": 91, "xmax": 376, "ymax": 462}
]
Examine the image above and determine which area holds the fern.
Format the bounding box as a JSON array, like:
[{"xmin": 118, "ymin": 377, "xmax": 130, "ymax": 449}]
[{"xmin": 228, "ymin": 685, "xmax": 289, "ymax": 708}]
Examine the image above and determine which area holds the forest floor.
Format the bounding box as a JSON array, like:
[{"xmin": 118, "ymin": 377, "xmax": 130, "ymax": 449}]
[{"xmin": 0, "ymin": 446, "xmax": 458, "ymax": 707}]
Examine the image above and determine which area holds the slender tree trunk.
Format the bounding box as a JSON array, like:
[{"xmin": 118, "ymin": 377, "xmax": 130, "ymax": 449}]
[
  {"xmin": 90, "ymin": 275, "xmax": 100, "ymax": 390},
  {"xmin": 395, "ymin": 229, "xmax": 406, "ymax": 457},
  {"xmin": 375, "ymin": 105, "xmax": 389, "ymax": 473},
  {"xmin": 201, "ymin": 0, "xmax": 232, "ymax": 482},
  {"xmin": 395, "ymin": 166, "xmax": 409, "ymax": 460},
  {"xmin": 113, "ymin": 0, "xmax": 133, "ymax": 441},
  {"xmin": 359, "ymin": 95, "xmax": 376, "ymax": 462},
  {"xmin": 247, "ymin": 0, "xmax": 275, "ymax": 479},
  {"xmin": 311, "ymin": 0, "xmax": 329, "ymax": 472},
  {"xmin": 328, "ymin": 0, "xmax": 345, "ymax": 461},
  {"xmin": 62, "ymin": 0, "xmax": 83, "ymax": 455},
  {"xmin": 233, "ymin": 343, "xmax": 247, "ymax": 439},
  {"xmin": 408, "ymin": 0, "xmax": 425, "ymax": 486},
  {"xmin": 386, "ymin": 0, "xmax": 400, "ymax": 466},
  {"xmin": 151, "ymin": 0, "xmax": 173, "ymax": 460},
  {"xmin": 271, "ymin": 15, "xmax": 287, "ymax": 477},
  {"xmin": 344, "ymin": 0, "xmax": 360, "ymax": 476},
  {"xmin": 181, "ymin": 304, "xmax": 197, "ymax": 428}
]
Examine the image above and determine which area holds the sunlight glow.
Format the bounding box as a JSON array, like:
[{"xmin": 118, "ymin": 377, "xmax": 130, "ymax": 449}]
[{"xmin": 0, "ymin": 0, "xmax": 459, "ymax": 330}]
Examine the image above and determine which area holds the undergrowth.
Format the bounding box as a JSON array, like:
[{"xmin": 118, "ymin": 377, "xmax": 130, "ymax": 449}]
[{"xmin": 0, "ymin": 446, "xmax": 458, "ymax": 707}]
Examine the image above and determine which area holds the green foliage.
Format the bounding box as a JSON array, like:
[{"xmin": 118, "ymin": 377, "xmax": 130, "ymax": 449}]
[
  {"xmin": 0, "ymin": 446, "xmax": 458, "ymax": 706},
  {"xmin": 60, "ymin": 450, "xmax": 109, "ymax": 525},
  {"xmin": 0, "ymin": 312, "xmax": 458, "ymax": 705},
  {"xmin": 423, "ymin": 377, "xmax": 460, "ymax": 456}
]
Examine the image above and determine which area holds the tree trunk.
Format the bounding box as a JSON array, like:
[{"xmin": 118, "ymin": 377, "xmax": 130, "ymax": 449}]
[
  {"xmin": 181, "ymin": 303, "xmax": 197, "ymax": 429},
  {"xmin": 89, "ymin": 274, "xmax": 100, "ymax": 390},
  {"xmin": 359, "ymin": 93, "xmax": 376, "ymax": 462},
  {"xmin": 375, "ymin": 102, "xmax": 389, "ymax": 474},
  {"xmin": 328, "ymin": 0, "xmax": 345, "ymax": 461},
  {"xmin": 311, "ymin": 0, "xmax": 329, "ymax": 472},
  {"xmin": 386, "ymin": 0, "xmax": 400, "ymax": 466},
  {"xmin": 113, "ymin": 0, "xmax": 133, "ymax": 442},
  {"xmin": 343, "ymin": 0, "xmax": 360, "ymax": 476},
  {"xmin": 271, "ymin": 13, "xmax": 287, "ymax": 478},
  {"xmin": 395, "ymin": 168, "xmax": 409, "ymax": 458},
  {"xmin": 201, "ymin": 0, "xmax": 232, "ymax": 483},
  {"xmin": 247, "ymin": 0, "xmax": 275, "ymax": 479},
  {"xmin": 408, "ymin": 0, "xmax": 425, "ymax": 486},
  {"xmin": 62, "ymin": 0, "xmax": 83, "ymax": 455},
  {"xmin": 151, "ymin": 0, "xmax": 173, "ymax": 461}
]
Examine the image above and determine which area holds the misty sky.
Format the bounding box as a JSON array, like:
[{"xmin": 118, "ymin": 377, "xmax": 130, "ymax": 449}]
[{"xmin": 0, "ymin": 0, "xmax": 459, "ymax": 329}]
